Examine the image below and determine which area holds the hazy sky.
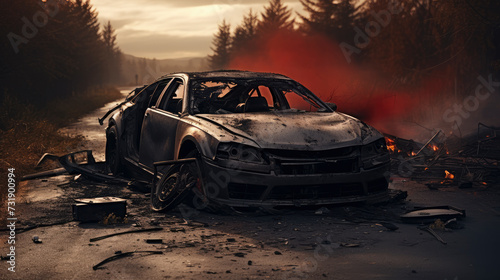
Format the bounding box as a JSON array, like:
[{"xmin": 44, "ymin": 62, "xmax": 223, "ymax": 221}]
[{"xmin": 92, "ymin": 0, "xmax": 304, "ymax": 59}]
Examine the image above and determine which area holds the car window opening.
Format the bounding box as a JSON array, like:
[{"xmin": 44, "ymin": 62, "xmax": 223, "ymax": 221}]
[{"xmin": 191, "ymin": 79, "xmax": 326, "ymax": 114}]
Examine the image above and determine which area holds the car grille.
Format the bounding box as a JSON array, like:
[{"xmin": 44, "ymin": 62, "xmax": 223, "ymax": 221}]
[
  {"xmin": 277, "ymin": 158, "xmax": 358, "ymax": 175},
  {"xmin": 268, "ymin": 183, "xmax": 364, "ymax": 200},
  {"xmin": 228, "ymin": 183, "xmax": 267, "ymax": 200},
  {"xmin": 265, "ymin": 147, "xmax": 355, "ymax": 159},
  {"xmin": 265, "ymin": 147, "xmax": 359, "ymax": 175}
]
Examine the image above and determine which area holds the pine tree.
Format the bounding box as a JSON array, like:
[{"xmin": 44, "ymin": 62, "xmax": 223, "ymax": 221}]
[
  {"xmin": 299, "ymin": 0, "xmax": 337, "ymax": 35},
  {"xmin": 102, "ymin": 21, "xmax": 122, "ymax": 84},
  {"xmin": 231, "ymin": 9, "xmax": 259, "ymax": 57},
  {"xmin": 299, "ymin": 0, "xmax": 359, "ymax": 42},
  {"xmin": 208, "ymin": 20, "xmax": 232, "ymax": 70},
  {"xmin": 334, "ymin": 0, "xmax": 359, "ymax": 42},
  {"xmin": 257, "ymin": 0, "xmax": 295, "ymax": 35}
]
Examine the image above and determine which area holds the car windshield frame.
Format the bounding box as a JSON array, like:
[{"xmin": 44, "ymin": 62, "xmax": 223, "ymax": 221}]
[{"xmin": 188, "ymin": 77, "xmax": 332, "ymax": 115}]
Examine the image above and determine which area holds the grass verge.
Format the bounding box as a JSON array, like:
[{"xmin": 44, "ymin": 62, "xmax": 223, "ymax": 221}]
[{"xmin": 0, "ymin": 86, "xmax": 124, "ymax": 228}]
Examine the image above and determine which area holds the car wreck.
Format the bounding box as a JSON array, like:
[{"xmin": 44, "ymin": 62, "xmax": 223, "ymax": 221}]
[{"xmin": 101, "ymin": 70, "xmax": 391, "ymax": 211}]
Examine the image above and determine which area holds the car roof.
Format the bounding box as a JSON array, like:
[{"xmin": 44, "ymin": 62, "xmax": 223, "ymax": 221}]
[{"xmin": 160, "ymin": 70, "xmax": 292, "ymax": 81}]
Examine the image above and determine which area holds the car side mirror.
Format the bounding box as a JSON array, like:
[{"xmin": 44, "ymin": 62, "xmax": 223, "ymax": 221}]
[{"xmin": 326, "ymin": 102, "xmax": 337, "ymax": 111}]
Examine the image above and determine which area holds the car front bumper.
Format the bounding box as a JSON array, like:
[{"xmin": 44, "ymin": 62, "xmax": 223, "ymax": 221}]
[{"xmin": 200, "ymin": 158, "xmax": 390, "ymax": 208}]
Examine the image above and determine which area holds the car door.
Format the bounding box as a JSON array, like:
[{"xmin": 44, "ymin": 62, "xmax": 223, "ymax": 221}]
[{"xmin": 139, "ymin": 77, "xmax": 185, "ymax": 169}]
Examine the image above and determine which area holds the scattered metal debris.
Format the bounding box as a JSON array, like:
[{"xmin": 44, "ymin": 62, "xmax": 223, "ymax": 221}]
[
  {"xmin": 24, "ymin": 150, "xmax": 130, "ymax": 184},
  {"xmin": 400, "ymin": 206, "xmax": 465, "ymax": 224},
  {"xmin": 315, "ymin": 207, "xmax": 330, "ymax": 215},
  {"xmin": 418, "ymin": 226, "xmax": 447, "ymax": 245},
  {"xmin": 377, "ymin": 222, "xmax": 399, "ymax": 231},
  {"xmin": 89, "ymin": 227, "xmax": 163, "ymax": 242},
  {"xmin": 145, "ymin": 239, "xmax": 163, "ymax": 244},
  {"xmin": 32, "ymin": 236, "xmax": 42, "ymax": 244},
  {"xmin": 92, "ymin": 250, "xmax": 163, "ymax": 270},
  {"xmin": 21, "ymin": 167, "xmax": 67, "ymax": 181},
  {"xmin": 386, "ymin": 123, "xmax": 500, "ymax": 187},
  {"xmin": 340, "ymin": 243, "xmax": 360, "ymax": 248}
]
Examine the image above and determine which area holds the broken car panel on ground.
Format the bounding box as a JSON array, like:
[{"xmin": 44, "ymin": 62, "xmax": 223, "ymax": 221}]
[{"xmin": 100, "ymin": 71, "xmax": 391, "ymax": 211}]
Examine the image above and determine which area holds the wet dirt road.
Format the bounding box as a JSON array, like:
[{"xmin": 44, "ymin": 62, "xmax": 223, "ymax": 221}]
[
  {"xmin": 1, "ymin": 92, "xmax": 500, "ymax": 280},
  {"xmin": 58, "ymin": 87, "xmax": 132, "ymax": 162}
]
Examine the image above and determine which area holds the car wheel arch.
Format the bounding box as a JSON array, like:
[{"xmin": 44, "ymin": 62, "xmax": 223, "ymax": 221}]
[
  {"xmin": 105, "ymin": 125, "xmax": 124, "ymax": 174},
  {"xmin": 178, "ymin": 139, "xmax": 199, "ymax": 159}
]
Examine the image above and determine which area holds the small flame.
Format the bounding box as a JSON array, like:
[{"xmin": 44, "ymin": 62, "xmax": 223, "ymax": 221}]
[
  {"xmin": 385, "ymin": 137, "xmax": 398, "ymax": 153},
  {"xmin": 444, "ymin": 170, "xmax": 455, "ymax": 180},
  {"xmin": 430, "ymin": 144, "xmax": 439, "ymax": 151}
]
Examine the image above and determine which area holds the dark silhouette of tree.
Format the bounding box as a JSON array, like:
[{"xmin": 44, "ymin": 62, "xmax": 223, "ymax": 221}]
[
  {"xmin": 299, "ymin": 0, "xmax": 337, "ymax": 35},
  {"xmin": 299, "ymin": 0, "xmax": 359, "ymax": 42},
  {"xmin": 102, "ymin": 21, "xmax": 122, "ymax": 84},
  {"xmin": 257, "ymin": 0, "xmax": 295, "ymax": 35},
  {"xmin": 333, "ymin": 0, "xmax": 359, "ymax": 42},
  {"xmin": 208, "ymin": 20, "xmax": 232, "ymax": 70},
  {"xmin": 0, "ymin": 0, "xmax": 124, "ymax": 105},
  {"xmin": 231, "ymin": 9, "xmax": 259, "ymax": 57}
]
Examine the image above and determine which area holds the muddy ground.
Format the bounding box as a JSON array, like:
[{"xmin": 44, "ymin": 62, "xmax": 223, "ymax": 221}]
[{"xmin": 1, "ymin": 92, "xmax": 500, "ymax": 279}]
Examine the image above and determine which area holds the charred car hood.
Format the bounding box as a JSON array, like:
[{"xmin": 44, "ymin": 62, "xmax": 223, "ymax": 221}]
[{"xmin": 195, "ymin": 111, "xmax": 383, "ymax": 150}]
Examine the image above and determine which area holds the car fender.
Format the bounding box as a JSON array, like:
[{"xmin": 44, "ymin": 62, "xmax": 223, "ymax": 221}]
[
  {"xmin": 175, "ymin": 121, "xmax": 219, "ymax": 160},
  {"xmin": 108, "ymin": 111, "xmax": 123, "ymax": 135}
]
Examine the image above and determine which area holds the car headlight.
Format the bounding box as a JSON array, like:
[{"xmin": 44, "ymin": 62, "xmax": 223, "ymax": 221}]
[
  {"xmin": 361, "ymin": 138, "xmax": 388, "ymax": 158},
  {"xmin": 361, "ymin": 138, "xmax": 389, "ymax": 169},
  {"xmin": 216, "ymin": 143, "xmax": 266, "ymax": 164}
]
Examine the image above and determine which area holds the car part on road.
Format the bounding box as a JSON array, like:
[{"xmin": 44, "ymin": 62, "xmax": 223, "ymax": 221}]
[
  {"xmin": 72, "ymin": 197, "xmax": 127, "ymax": 223},
  {"xmin": 145, "ymin": 239, "xmax": 163, "ymax": 244},
  {"xmin": 93, "ymin": 250, "xmax": 163, "ymax": 270},
  {"xmin": 377, "ymin": 222, "xmax": 399, "ymax": 231},
  {"xmin": 21, "ymin": 167, "xmax": 68, "ymax": 181},
  {"xmin": 89, "ymin": 227, "xmax": 163, "ymax": 242},
  {"xmin": 32, "ymin": 150, "xmax": 130, "ymax": 184},
  {"xmin": 400, "ymin": 205, "xmax": 465, "ymax": 223},
  {"xmin": 419, "ymin": 226, "xmax": 447, "ymax": 245}
]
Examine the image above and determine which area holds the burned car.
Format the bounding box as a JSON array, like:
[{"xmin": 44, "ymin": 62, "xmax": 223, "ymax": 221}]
[{"xmin": 102, "ymin": 71, "xmax": 390, "ymax": 211}]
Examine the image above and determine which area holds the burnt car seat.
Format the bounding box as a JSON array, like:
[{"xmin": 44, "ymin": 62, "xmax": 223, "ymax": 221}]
[{"xmin": 235, "ymin": 96, "xmax": 269, "ymax": 113}]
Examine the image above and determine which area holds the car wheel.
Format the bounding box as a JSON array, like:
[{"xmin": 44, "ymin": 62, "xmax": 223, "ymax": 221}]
[
  {"xmin": 151, "ymin": 161, "xmax": 199, "ymax": 212},
  {"xmin": 105, "ymin": 125, "xmax": 123, "ymax": 175}
]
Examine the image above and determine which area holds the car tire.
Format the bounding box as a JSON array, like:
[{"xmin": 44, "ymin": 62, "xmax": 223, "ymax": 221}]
[
  {"xmin": 105, "ymin": 125, "xmax": 123, "ymax": 175},
  {"xmin": 151, "ymin": 150, "xmax": 206, "ymax": 212}
]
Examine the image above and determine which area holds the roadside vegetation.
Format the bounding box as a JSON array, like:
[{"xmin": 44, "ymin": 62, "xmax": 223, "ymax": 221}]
[
  {"xmin": 210, "ymin": 0, "xmax": 499, "ymax": 92},
  {"xmin": 0, "ymin": 86, "xmax": 123, "ymax": 216},
  {"xmin": 209, "ymin": 0, "xmax": 500, "ymax": 127},
  {"xmin": 0, "ymin": 1, "xmax": 124, "ymax": 211}
]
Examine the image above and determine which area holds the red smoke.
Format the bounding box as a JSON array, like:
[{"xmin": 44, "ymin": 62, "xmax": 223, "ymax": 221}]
[{"xmin": 229, "ymin": 31, "xmax": 452, "ymax": 136}]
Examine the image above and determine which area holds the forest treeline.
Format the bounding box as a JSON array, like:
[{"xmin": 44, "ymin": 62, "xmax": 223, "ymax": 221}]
[
  {"xmin": 209, "ymin": 0, "xmax": 500, "ymax": 96},
  {"xmin": 0, "ymin": 0, "xmax": 121, "ymax": 105}
]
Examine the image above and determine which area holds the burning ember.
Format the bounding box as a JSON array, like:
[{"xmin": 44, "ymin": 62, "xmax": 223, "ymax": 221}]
[{"xmin": 444, "ymin": 170, "xmax": 455, "ymax": 180}]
